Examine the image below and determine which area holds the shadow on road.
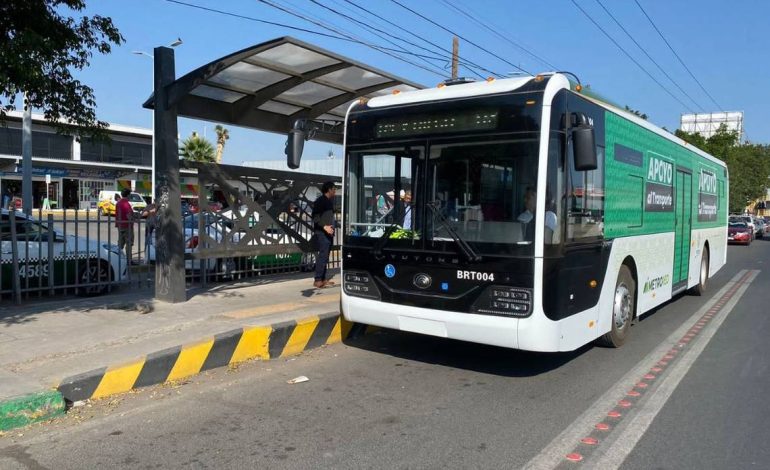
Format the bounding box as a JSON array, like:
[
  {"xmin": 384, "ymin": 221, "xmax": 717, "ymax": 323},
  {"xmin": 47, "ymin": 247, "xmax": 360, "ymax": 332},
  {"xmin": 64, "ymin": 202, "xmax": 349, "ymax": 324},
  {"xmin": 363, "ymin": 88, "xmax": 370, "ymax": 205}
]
[{"xmin": 344, "ymin": 328, "xmax": 593, "ymax": 378}]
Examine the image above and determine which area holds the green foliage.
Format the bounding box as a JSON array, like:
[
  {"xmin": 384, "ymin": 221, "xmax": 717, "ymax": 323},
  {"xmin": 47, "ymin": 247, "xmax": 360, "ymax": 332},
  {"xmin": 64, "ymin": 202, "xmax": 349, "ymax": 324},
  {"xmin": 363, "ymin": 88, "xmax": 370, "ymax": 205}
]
[
  {"xmin": 214, "ymin": 124, "xmax": 229, "ymax": 163},
  {"xmin": 0, "ymin": 0, "xmax": 124, "ymax": 139},
  {"xmin": 179, "ymin": 133, "xmax": 216, "ymax": 163},
  {"xmin": 624, "ymin": 105, "xmax": 648, "ymax": 120},
  {"xmin": 389, "ymin": 228, "xmax": 419, "ymax": 240},
  {"xmin": 676, "ymin": 124, "xmax": 770, "ymax": 213}
]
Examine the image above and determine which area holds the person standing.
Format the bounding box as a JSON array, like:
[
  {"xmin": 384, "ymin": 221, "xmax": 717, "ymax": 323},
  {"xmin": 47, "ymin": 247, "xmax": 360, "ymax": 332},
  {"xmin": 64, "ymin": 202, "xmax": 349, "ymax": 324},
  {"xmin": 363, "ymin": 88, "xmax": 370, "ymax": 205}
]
[
  {"xmin": 2, "ymin": 187, "xmax": 10, "ymax": 210},
  {"xmin": 517, "ymin": 187, "xmax": 557, "ymax": 241},
  {"xmin": 401, "ymin": 189, "xmax": 413, "ymax": 229},
  {"xmin": 140, "ymin": 202, "xmax": 158, "ymax": 264},
  {"xmin": 311, "ymin": 181, "xmax": 337, "ymax": 288},
  {"xmin": 115, "ymin": 188, "xmax": 135, "ymax": 262}
]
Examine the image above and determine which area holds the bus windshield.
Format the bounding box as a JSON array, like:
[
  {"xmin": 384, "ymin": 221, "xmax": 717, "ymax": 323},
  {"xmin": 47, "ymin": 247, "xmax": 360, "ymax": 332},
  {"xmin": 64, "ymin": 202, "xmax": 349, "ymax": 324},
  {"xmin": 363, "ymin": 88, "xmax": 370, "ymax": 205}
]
[
  {"xmin": 345, "ymin": 135, "xmax": 541, "ymax": 257},
  {"xmin": 427, "ymin": 137, "xmax": 540, "ymax": 256}
]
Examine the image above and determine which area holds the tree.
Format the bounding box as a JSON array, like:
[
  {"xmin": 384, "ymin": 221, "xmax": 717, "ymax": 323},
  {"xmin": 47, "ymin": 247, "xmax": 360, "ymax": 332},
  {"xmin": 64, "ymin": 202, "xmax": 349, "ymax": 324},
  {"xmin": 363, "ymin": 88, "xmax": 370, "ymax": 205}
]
[
  {"xmin": 676, "ymin": 125, "xmax": 770, "ymax": 213},
  {"xmin": 624, "ymin": 105, "xmax": 648, "ymax": 120},
  {"xmin": 179, "ymin": 132, "xmax": 215, "ymax": 163},
  {"xmin": 214, "ymin": 124, "xmax": 229, "ymax": 164},
  {"xmin": 0, "ymin": 0, "xmax": 124, "ymax": 138}
]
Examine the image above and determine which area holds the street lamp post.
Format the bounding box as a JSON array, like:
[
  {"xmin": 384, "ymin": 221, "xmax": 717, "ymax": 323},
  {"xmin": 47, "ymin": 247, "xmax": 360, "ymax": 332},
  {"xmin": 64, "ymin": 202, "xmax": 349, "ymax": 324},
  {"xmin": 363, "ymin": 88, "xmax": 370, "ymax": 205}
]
[{"xmin": 132, "ymin": 38, "xmax": 182, "ymax": 203}]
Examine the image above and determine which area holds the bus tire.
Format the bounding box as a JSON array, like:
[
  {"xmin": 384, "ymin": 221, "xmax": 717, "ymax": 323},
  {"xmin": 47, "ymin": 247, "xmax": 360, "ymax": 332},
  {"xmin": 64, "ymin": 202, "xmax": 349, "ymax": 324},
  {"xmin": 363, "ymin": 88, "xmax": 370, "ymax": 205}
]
[
  {"xmin": 598, "ymin": 265, "xmax": 634, "ymax": 348},
  {"xmin": 689, "ymin": 248, "xmax": 709, "ymax": 296}
]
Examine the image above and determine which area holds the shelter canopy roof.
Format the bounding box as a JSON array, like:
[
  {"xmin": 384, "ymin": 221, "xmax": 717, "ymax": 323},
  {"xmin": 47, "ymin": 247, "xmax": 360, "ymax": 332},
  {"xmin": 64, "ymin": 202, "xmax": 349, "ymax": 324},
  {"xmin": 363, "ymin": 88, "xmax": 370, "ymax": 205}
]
[{"xmin": 143, "ymin": 36, "xmax": 423, "ymax": 144}]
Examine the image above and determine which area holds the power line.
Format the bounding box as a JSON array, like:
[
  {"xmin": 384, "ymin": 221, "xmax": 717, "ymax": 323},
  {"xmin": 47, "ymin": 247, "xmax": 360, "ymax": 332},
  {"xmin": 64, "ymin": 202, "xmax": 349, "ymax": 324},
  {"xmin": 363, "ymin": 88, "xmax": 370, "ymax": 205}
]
[
  {"xmin": 308, "ymin": 0, "xmax": 487, "ymax": 79},
  {"xmin": 340, "ymin": 0, "xmax": 502, "ymax": 78},
  {"xmin": 327, "ymin": 0, "xmax": 498, "ymax": 78},
  {"xmin": 388, "ymin": 0, "xmax": 532, "ymax": 75},
  {"xmin": 276, "ymin": 0, "xmax": 450, "ymax": 77},
  {"xmin": 571, "ymin": 0, "xmax": 695, "ymax": 113},
  {"xmin": 305, "ymin": 0, "xmax": 455, "ymax": 76},
  {"xmin": 595, "ymin": 0, "xmax": 706, "ymax": 113},
  {"xmin": 166, "ymin": 0, "xmax": 453, "ymax": 75},
  {"xmin": 255, "ymin": 0, "xmax": 450, "ymax": 78},
  {"xmin": 165, "ymin": 0, "xmax": 353, "ymax": 42},
  {"xmin": 440, "ymin": 0, "xmax": 559, "ymax": 71},
  {"xmin": 634, "ymin": 0, "xmax": 723, "ymax": 111}
]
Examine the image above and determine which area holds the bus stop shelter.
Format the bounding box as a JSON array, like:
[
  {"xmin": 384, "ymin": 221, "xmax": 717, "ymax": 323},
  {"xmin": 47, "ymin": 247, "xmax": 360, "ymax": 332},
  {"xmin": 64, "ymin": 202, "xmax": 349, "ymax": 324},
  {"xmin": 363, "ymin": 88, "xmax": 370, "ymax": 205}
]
[{"xmin": 143, "ymin": 36, "xmax": 422, "ymax": 302}]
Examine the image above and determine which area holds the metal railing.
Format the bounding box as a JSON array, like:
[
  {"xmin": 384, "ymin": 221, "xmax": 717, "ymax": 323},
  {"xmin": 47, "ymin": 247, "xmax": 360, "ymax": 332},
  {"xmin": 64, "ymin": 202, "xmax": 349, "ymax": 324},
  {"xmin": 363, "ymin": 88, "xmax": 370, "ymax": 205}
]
[
  {"xmin": 1, "ymin": 204, "xmax": 342, "ymax": 303},
  {"xmin": 182, "ymin": 208, "xmax": 341, "ymax": 287},
  {"xmin": 1, "ymin": 208, "xmax": 152, "ymax": 303},
  {"xmin": 2, "ymin": 166, "xmax": 345, "ymax": 303}
]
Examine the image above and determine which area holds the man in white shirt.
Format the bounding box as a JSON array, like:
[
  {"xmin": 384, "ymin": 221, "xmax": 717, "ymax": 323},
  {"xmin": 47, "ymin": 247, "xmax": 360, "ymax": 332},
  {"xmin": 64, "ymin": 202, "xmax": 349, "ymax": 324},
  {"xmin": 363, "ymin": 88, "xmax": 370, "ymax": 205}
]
[
  {"xmin": 402, "ymin": 189, "xmax": 413, "ymax": 229},
  {"xmin": 517, "ymin": 187, "xmax": 557, "ymax": 240}
]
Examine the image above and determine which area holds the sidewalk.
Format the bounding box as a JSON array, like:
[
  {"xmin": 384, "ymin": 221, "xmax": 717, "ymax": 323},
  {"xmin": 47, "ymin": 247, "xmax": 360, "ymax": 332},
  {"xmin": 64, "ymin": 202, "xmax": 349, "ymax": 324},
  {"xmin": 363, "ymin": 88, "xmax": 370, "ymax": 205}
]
[{"xmin": 0, "ymin": 270, "xmax": 346, "ymax": 430}]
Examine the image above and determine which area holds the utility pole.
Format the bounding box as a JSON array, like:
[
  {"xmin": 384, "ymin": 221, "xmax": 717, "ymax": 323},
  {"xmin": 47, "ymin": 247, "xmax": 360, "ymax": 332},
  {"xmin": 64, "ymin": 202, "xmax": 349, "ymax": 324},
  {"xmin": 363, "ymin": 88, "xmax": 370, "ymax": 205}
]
[
  {"xmin": 451, "ymin": 36, "xmax": 459, "ymax": 79},
  {"xmin": 22, "ymin": 92, "xmax": 33, "ymax": 216}
]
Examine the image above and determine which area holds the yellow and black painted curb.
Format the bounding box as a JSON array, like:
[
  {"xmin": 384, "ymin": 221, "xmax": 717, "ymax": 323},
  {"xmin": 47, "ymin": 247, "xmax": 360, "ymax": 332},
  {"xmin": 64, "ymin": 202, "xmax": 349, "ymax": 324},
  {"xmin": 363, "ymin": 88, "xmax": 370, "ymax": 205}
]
[{"xmin": 57, "ymin": 312, "xmax": 369, "ymax": 403}]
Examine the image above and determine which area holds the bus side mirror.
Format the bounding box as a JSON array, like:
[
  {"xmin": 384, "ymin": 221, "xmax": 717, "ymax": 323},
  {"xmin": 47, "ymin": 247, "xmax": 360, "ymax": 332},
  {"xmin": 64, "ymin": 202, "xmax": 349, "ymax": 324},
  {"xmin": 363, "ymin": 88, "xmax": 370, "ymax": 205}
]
[
  {"xmin": 573, "ymin": 125, "xmax": 598, "ymax": 171},
  {"xmin": 285, "ymin": 127, "xmax": 306, "ymax": 170}
]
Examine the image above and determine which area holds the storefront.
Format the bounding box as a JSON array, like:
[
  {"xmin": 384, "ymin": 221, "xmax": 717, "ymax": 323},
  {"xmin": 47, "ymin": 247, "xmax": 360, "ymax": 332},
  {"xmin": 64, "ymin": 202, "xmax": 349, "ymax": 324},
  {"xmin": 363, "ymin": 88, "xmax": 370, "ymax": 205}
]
[{"xmin": 0, "ymin": 163, "xmax": 150, "ymax": 210}]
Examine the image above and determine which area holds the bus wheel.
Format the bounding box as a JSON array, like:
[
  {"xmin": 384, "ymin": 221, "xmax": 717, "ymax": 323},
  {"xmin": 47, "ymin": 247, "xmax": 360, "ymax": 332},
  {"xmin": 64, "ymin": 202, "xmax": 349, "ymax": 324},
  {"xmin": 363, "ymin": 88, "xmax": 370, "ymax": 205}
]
[
  {"xmin": 690, "ymin": 248, "xmax": 709, "ymax": 296},
  {"xmin": 599, "ymin": 265, "xmax": 634, "ymax": 348}
]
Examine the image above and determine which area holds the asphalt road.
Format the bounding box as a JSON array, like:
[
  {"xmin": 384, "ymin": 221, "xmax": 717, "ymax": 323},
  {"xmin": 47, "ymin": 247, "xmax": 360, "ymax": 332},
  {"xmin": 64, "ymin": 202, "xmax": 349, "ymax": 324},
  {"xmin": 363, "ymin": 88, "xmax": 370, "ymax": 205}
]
[{"xmin": 1, "ymin": 240, "xmax": 768, "ymax": 469}]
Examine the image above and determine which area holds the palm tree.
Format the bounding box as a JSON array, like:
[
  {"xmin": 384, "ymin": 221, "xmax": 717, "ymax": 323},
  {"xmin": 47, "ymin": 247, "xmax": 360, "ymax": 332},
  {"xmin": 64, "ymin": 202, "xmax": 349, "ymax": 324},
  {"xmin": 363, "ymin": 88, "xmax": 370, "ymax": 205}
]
[
  {"xmin": 214, "ymin": 124, "xmax": 230, "ymax": 164},
  {"xmin": 179, "ymin": 132, "xmax": 216, "ymax": 162}
]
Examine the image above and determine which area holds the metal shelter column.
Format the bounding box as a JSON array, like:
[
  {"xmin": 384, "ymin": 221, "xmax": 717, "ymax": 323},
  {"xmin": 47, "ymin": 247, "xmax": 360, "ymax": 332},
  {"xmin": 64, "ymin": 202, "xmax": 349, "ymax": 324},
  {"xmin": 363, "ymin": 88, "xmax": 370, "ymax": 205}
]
[{"xmin": 153, "ymin": 46, "xmax": 186, "ymax": 303}]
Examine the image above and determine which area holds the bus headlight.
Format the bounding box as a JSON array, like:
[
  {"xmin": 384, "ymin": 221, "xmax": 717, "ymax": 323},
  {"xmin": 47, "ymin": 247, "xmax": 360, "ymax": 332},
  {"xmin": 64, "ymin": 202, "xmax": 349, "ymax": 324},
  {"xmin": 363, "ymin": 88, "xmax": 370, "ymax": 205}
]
[
  {"xmin": 343, "ymin": 270, "xmax": 381, "ymax": 300},
  {"xmin": 472, "ymin": 285, "xmax": 532, "ymax": 317}
]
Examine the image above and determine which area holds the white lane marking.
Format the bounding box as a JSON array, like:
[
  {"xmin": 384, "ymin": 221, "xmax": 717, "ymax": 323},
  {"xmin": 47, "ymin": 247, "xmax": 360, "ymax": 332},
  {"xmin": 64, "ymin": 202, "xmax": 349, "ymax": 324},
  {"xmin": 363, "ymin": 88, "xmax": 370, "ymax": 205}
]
[
  {"xmin": 590, "ymin": 269, "xmax": 759, "ymax": 468},
  {"xmin": 522, "ymin": 269, "xmax": 749, "ymax": 470}
]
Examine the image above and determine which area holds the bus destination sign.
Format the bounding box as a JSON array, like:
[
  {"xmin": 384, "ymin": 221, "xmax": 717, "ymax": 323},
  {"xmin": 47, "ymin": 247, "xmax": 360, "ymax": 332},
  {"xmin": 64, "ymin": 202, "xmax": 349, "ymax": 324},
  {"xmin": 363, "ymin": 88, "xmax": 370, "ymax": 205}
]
[{"xmin": 376, "ymin": 109, "xmax": 499, "ymax": 138}]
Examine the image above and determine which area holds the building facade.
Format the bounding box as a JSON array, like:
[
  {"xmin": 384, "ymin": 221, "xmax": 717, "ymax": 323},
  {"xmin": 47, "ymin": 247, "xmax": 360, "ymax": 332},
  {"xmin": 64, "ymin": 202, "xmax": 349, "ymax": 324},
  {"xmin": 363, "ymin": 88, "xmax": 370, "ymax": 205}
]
[{"xmin": 0, "ymin": 111, "xmax": 152, "ymax": 209}]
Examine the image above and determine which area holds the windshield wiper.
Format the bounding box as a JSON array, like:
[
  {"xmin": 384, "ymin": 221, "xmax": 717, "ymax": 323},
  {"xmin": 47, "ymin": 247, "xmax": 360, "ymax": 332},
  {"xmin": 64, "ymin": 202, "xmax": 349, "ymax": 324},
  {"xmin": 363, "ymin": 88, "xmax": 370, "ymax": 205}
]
[
  {"xmin": 371, "ymin": 221, "xmax": 402, "ymax": 256},
  {"xmin": 426, "ymin": 201, "xmax": 482, "ymax": 263}
]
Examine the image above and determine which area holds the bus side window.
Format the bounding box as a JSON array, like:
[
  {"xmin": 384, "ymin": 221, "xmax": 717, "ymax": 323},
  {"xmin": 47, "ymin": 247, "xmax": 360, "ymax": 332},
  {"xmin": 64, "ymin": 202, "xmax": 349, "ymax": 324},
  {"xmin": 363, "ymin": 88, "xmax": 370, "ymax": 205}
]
[{"xmin": 566, "ymin": 93, "xmax": 606, "ymax": 242}]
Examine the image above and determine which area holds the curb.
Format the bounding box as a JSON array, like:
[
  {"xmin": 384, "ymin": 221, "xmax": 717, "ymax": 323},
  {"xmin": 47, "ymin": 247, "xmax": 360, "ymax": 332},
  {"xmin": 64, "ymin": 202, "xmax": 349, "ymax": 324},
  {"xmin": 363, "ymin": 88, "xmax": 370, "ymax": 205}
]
[
  {"xmin": 0, "ymin": 390, "xmax": 65, "ymax": 431},
  {"xmin": 57, "ymin": 311, "xmax": 359, "ymax": 403}
]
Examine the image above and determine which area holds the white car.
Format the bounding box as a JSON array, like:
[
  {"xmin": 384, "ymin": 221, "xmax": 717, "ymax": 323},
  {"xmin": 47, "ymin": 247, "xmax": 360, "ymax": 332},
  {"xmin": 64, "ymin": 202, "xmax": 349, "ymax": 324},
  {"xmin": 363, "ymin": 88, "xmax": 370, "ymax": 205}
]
[
  {"xmin": 1, "ymin": 209, "xmax": 129, "ymax": 295},
  {"xmin": 145, "ymin": 211, "xmax": 315, "ymax": 273},
  {"xmin": 145, "ymin": 212, "xmax": 223, "ymax": 271}
]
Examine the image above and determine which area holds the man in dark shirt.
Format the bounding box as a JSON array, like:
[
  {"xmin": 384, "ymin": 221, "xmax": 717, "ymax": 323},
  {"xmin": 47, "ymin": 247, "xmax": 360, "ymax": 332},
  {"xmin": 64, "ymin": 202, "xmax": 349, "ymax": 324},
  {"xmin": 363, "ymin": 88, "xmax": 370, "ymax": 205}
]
[{"xmin": 312, "ymin": 181, "xmax": 336, "ymax": 288}]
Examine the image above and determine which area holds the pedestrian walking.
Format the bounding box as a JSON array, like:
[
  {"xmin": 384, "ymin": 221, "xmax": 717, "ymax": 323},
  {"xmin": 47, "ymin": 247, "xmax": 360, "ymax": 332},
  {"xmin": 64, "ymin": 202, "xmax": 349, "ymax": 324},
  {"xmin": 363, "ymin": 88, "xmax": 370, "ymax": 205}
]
[
  {"xmin": 115, "ymin": 188, "xmax": 135, "ymax": 262},
  {"xmin": 311, "ymin": 181, "xmax": 337, "ymax": 288}
]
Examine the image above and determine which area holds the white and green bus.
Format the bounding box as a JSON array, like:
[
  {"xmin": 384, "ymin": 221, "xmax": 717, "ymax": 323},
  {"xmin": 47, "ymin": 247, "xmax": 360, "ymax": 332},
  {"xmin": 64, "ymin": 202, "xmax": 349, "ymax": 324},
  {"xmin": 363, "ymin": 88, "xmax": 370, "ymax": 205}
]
[{"xmin": 337, "ymin": 73, "xmax": 727, "ymax": 352}]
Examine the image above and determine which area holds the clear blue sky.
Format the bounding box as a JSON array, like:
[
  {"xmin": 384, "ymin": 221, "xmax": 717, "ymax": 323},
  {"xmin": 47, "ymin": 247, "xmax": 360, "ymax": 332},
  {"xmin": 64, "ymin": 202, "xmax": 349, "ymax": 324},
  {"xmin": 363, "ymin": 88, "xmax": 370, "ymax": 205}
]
[{"xmin": 75, "ymin": 0, "xmax": 768, "ymax": 165}]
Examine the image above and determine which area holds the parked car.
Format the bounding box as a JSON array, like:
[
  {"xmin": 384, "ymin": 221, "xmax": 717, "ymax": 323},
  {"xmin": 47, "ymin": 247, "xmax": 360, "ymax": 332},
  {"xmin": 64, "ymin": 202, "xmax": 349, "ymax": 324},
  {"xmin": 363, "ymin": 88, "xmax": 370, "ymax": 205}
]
[
  {"xmin": 146, "ymin": 211, "xmax": 315, "ymax": 274},
  {"xmin": 1, "ymin": 209, "xmax": 128, "ymax": 295},
  {"xmin": 727, "ymin": 219, "xmax": 752, "ymax": 245},
  {"xmin": 6, "ymin": 196, "xmax": 23, "ymax": 211},
  {"xmin": 730, "ymin": 214, "xmax": 757, "ymax": 240},
  {"xmin": 97, "ymin": 190, "xmax": 147, "ymax": 217}
]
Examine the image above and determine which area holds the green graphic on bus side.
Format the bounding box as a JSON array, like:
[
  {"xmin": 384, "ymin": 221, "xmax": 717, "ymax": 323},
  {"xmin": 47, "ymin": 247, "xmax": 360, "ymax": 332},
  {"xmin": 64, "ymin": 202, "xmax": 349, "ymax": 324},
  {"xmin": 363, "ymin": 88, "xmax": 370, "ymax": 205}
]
[
  {"xmin": 604, "ymin": 112, "xmax": 726, "ymax": 240},
  {"xmin": 698, "ymin": 169, "xmax": 718, "ymax": 222}
]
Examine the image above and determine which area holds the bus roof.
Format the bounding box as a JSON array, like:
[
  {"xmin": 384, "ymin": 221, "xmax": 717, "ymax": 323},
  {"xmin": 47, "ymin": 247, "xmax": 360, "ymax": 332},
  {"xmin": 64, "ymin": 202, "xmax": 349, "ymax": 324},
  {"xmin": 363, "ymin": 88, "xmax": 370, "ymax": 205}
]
[{"xmin": 363, "ymin": 73, "xmax": 727, "ymax": 170}]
